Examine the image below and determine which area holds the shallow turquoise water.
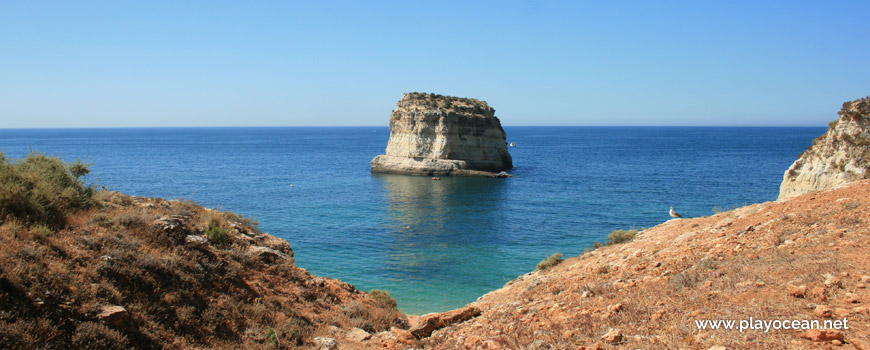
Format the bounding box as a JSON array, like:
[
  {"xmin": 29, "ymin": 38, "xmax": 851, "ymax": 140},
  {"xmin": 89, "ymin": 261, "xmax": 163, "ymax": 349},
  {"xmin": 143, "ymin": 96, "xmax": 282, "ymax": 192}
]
[{"xmin": 0, "ymin": 126, "xmax": 823, "ymax": 314}]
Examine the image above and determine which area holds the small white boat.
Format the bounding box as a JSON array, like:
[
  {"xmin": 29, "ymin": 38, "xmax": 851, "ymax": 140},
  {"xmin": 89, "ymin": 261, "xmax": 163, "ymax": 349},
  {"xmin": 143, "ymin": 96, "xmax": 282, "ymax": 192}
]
[{"xmin": 509, "ymin": 142, "xmax": 516, "ymax": 147}]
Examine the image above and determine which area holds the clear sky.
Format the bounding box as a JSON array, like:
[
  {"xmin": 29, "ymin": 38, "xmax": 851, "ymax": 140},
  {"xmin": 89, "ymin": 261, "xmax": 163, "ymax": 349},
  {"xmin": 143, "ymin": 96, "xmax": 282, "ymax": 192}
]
[{"xmin": 1, "ymin": 1, "xmax": 868, "ymax": 127}]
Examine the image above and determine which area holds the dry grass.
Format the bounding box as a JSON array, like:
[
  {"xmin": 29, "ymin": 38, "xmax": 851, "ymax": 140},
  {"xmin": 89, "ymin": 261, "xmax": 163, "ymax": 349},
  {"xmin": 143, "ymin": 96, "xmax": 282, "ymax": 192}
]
[
  {"xmin": 423, "ymin": 180, "xmax": 870, "ymax": 349},
  {"xmin": 0, "ymin": 154, "xmax": 407, "ymax": 349}
]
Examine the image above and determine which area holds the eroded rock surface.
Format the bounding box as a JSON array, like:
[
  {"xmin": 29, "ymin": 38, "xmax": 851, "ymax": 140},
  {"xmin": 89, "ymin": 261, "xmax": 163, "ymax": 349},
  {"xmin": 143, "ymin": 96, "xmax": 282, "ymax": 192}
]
[
  {"xmin": 779, "ymin": 96, "xmax": 870, "ymax": 200},
  {"xmin": 371, "ymin": 92, "xmax": 512, "ymax": 177}
]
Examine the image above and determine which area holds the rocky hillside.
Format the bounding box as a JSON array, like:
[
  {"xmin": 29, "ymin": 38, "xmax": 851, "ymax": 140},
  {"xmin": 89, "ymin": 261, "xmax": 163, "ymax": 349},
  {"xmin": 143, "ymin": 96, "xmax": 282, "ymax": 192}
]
[
  {"xmin": 408, "ymin": 181, "xmax": 869, "ymax": 349},
  {"xmin": 0, "ymin": 154, "xmax": 406, "ymax": 349},
  {"xmin": 779, "ymin": 96, "xmax": 870, "ymax": 200},
  {"xmin": 371, "ymin": 92, "xmax": 513, "ymax": 177}
]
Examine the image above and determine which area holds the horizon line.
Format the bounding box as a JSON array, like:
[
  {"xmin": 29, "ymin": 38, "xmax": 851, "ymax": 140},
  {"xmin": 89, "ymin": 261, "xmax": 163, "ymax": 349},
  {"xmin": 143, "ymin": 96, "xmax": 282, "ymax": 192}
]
[{"xmin": 0, "ymin": 125, "xmax": 828, "ymax": 130}]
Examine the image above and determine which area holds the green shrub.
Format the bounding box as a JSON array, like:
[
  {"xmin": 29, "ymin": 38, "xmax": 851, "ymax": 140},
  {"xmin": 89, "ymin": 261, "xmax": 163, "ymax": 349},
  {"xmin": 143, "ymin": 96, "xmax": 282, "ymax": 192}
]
[
  {"xmin": 369, "ymin": 290, "xmax": 397, "ymax": 308},
  {"xmin": 28, "ymin": 224, "xmax": 54, "ymax": 237},
  {"xmin": 91, "ymin": 213, "xmax": 114, "ymax": 228},
  {"xmin": 1, "ymin": 218, "xmax": 24, "ymax": 234},
  {"xmin": 205, "ymin": 225, "xmax": 227, "ymax": 243},
  {"xmin": 536, "ymin": 252, "xmax": 563, "ymax": 270},
  {"xmin": 265, "ymin": 327, "xmax": 279, "ymax": 347},
  {"xmin": 607, "ymin": 229, "xmax": 638, "ymax": 245},
  {"xmin": 0, "ymin": 152, "xmax": 96, "ymax": 228},
  {"xmin": 697, "ymin": 258, "xmax": 719, "ymax": 270}
]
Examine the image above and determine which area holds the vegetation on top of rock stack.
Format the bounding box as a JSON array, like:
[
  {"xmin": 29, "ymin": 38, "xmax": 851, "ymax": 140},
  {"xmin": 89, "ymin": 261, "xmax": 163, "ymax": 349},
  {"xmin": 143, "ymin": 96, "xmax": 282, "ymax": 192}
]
[
  {"xmin": 0, "ymin": 153, "xmax": 407, "ymax": 349},
  {"xmin": 403, "ymin": 92, "xmax": 494, "ymax": 116}
]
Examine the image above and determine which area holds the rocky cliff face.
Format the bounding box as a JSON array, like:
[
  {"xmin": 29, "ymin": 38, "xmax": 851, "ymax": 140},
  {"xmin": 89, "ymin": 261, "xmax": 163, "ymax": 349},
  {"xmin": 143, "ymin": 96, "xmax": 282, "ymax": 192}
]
[
  {"xmin": 779, "ymin": 96, "xmax": 870, "ymax": 200},
  {"xmin": 371, "ymin": 93, "xmax": 513, "ymax": 177}
]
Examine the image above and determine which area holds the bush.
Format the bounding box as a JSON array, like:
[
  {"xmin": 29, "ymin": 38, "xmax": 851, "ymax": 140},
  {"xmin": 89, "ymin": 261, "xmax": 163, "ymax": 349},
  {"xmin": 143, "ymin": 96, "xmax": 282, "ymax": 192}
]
[
  {"xmin": 1, "ymin": 218, "xmax": 24, "ymax": 234},
  {"xmin": 205, "ymin": 225, "xmax": 227, "ymax": 243},
  {"xmin": 203, "ymin": 211, "xmax": 228, "ymax": 243},
  {"xmin": 668, "ymin": 271, "xmax": 700, "ymax": 290},
  {"xmin": 536, "ymin": 253, "xmax": 563, "ymax": 270},
  {"xmin": 607, "ymin": 229, "xmax": 638, "ymax": 245},
  {"xmin": 697, "ymin": 258, "xmax": 719, "ymax": 270},
  {"xmin": 0, "ymin": 152, "xmax": 96, "ymax": 228},
  {"xmin": 92, "ymin": 213, "xmax": 114, "ymax": 228},
  {"xmin": 828, "ymin": 120, "xmax": 839, "ymax": 129},
  {"xmin": 369, "ymin": 290, "xmax": 397, "ymax": 308},
  {"xmin": 28, "ymin": 224, "xmax": 54, "ymax": 238}
]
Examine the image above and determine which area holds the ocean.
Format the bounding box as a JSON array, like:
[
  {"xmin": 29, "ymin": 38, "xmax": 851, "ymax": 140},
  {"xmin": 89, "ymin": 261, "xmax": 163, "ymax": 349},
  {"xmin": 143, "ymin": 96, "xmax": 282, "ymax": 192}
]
[{"xmin": 0, "ymin": 126, "xmax": 823, "ymax": 314}]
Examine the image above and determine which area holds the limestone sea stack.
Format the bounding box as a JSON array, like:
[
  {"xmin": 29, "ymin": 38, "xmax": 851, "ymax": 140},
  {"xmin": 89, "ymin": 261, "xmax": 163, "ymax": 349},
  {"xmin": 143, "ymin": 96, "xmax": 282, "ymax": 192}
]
[
  {"xmin": 371, "ymin": 92, "xmax": 513, "ymax": 177},
  {"xmin": 778, "ymin": 96, "xmax": 870, "ymax": 200}
]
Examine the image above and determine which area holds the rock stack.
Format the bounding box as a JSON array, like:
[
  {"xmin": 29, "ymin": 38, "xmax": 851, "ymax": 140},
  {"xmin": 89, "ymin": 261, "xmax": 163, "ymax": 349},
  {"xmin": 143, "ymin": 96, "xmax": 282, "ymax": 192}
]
[
  {"xmin": 779, "ymin": 96, "xmax": 870, "ymax": 200},
  {"xmin": 371, "ymin": 92, "xmax": 513, "ymax": 177}
]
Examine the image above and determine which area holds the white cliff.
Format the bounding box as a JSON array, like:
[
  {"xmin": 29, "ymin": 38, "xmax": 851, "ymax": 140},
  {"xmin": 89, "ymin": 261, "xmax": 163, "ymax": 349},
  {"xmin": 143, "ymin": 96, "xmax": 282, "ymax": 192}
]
[
  {"xmin": 779, "ymin": 96, "xmax": 870, "ymax": 200},
  {"xmin": 371, "ymin": 93, "xmax": 513, "ymax": 177}
]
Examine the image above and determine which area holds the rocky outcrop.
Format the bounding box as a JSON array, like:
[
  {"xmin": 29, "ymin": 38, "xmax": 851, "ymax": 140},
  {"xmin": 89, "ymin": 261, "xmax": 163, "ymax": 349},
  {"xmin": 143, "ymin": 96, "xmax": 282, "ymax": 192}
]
[
  {"xmin": 0, "ymin": 187, "xmax": 407, "ymax": 350},
  {"xmin": 779, "ymin": 96, "xmax": 870, "ymax": 200},
  {"xmin": 371, "ymin": 92, "xmax": 513, "ymax": 177},
  {"xmin": 421, "ymin": 180, "xmax": 870, "ymax": 349}
]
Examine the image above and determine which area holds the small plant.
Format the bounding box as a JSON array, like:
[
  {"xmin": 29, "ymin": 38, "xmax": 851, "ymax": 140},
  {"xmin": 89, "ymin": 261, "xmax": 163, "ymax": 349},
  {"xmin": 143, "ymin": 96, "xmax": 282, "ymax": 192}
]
[
  {"xmin": 265, "ymin": 327, "xmax": 279, "ymax": 347},
  {"xmin": 91, "ymin": 213, "xmax": 114, "ymax": 228},
  {"xmin": 696, "ymin": 258, "xmax": 719, "ymax": 270},
  {"xmin": 28, "ymin": 224, "xmax": 54, "ymax": 238},
  {"xmin": 597, "ymin": 265, "xmax": 610, "ymax": 274},
  {"xmin": 536, "ymin": 252, "xmax": 563, "ymax": 270},
  {"xmin": 205, "ymin": 225, "xmax": 227, "ymax": 243},
  {"xmin": 117, "ymin": 213, "xmax": 146, "ymax": 227},
  {"xmin": 593, "ymin": 242, "xmax": 603, "ymax": 249},
  {"xmin": 828, "ymin": 120, "xmax": 839, "ymax": 129},
  {"xmin": 843, "ymin": 201, "xmax": 861, "ymax": 210},
  {"xmin": 203, "ymin": 210, "xmax": 228, "ymax": 243},
  {"xmin": 668, "ymin": 271, "xmax": 700, "ymax": 290},
  {"xmin": 1, "ymin": 218, "xmax": 24, "ymax": 234},
  {"xmin": 607, "ymin": 229, "xmax": 638, "ymax": 245},
  {"xmin": 369, "ymin": 290, "xmax": 397, "ymax": 308}
]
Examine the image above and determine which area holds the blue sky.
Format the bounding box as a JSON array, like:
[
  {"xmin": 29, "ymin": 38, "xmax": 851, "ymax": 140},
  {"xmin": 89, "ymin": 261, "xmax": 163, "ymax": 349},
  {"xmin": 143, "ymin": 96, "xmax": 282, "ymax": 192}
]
[{"xmin": 1, "ymin": 1, "xmax": 868, "ymax": 127}]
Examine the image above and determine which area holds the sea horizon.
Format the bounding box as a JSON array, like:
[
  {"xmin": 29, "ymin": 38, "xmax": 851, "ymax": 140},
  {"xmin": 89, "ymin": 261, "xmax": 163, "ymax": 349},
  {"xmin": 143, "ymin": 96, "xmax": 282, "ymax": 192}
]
[{"xmin": 0, "ymin": 125, "xmax": 829, "ymax": 130}]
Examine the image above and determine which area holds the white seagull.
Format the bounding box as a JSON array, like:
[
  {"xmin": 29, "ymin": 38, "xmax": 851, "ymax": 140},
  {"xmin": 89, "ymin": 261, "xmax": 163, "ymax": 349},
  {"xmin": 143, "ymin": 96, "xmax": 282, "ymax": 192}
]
[{"xmin": 669, "ymin": 206, "xmax": 682, "ymax": 218}]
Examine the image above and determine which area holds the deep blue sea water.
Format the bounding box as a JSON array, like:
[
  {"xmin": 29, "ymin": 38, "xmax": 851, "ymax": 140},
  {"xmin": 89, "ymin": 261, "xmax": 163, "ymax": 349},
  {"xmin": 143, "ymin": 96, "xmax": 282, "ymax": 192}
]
[{"xmin": 0, "ymin": 126, "xmax": 823, "ymax": 314}]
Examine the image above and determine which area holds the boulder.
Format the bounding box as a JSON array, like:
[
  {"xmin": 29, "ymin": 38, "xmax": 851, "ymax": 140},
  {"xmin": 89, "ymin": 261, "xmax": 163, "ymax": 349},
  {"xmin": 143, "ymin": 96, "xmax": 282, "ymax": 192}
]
[
  {"xmin": 247, "ymin": 246, "xmax": 291, "ymax": 264},
  {"xmin": 314, "ymin": 336, "xmax": 337, "ymax": 349},
  {"xmin": 97, "ymin": 305, "xmax": 128, "ymax": 328},
  {"xmin": 601, "ymin": 328, "xmax": 623, "ymax": 344},
  {"xmin": 409, "ymin": 305, "xmax": 481, "ymax": 339},
  {"xmin": 184, "ymin": 235, "xmax": 208, "ymax": 247},
  {"xmin": 799, "ymin": 329, "xmax": 843, "ymax": 342},
  {"xmin": 813, "ymin": 305, "xmax": 833, "ymax": 318},
  {"xmin": 347, "ymin": 327, "xmax": 372, "ymax": 342}
]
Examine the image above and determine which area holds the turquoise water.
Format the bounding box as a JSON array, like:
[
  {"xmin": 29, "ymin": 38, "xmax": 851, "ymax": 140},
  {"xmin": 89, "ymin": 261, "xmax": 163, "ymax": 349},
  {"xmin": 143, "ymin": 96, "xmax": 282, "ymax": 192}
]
[{"xmin": 0, "ymin": 126, "xmax": 823, "ymax": 314}]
